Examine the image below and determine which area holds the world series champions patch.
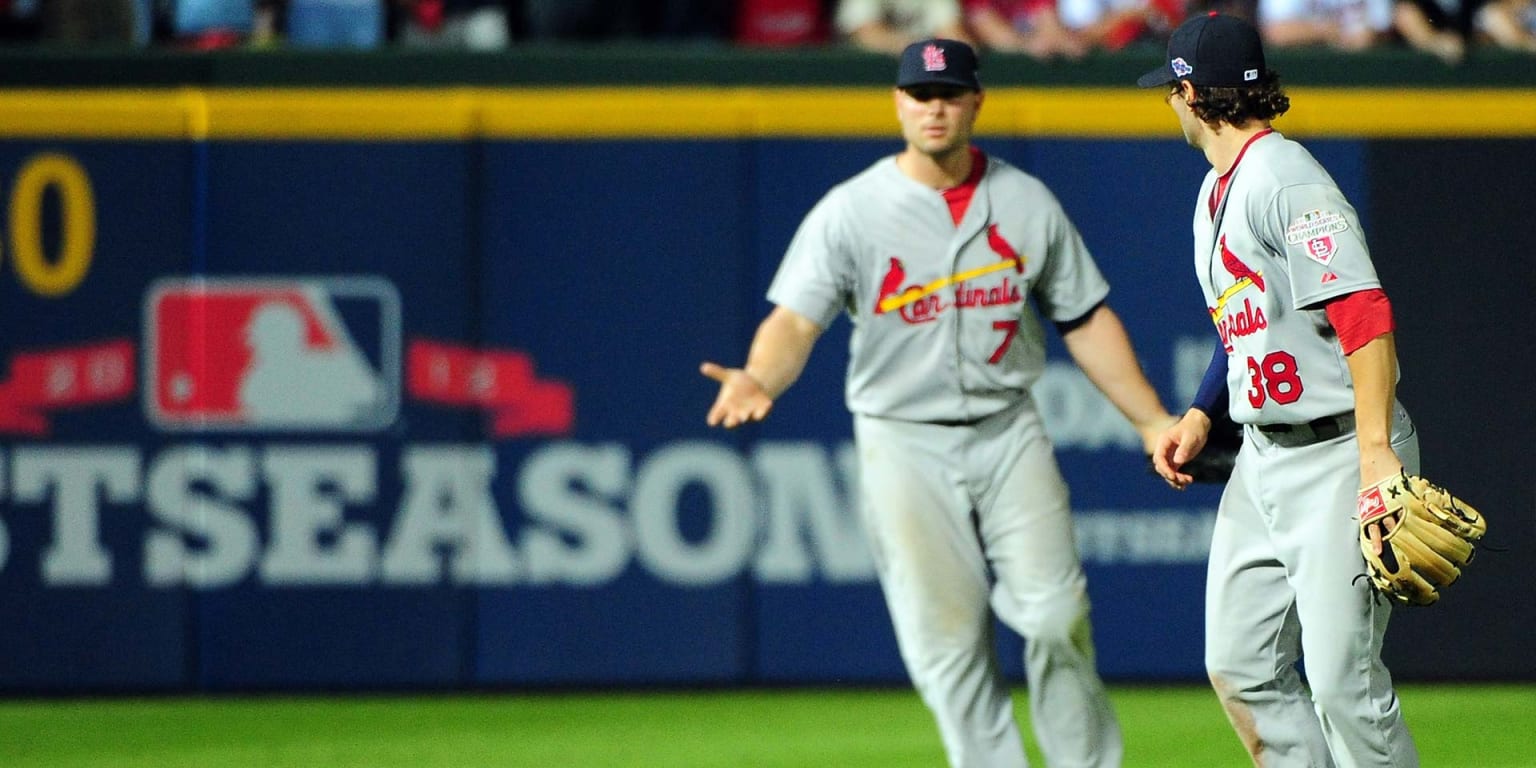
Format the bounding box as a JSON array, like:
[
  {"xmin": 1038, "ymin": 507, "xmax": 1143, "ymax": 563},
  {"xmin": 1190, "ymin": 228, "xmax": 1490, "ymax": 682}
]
[{"xmin": 1285, "ymin": 210, "xmax": 1350, "ymax": 265}]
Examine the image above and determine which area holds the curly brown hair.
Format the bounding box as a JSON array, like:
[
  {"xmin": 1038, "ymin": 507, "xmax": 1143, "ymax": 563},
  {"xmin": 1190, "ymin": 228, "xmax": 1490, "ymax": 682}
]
[{"xmin": 1174, "ymin": 72, "xmax": 1291, "ymax": 126}]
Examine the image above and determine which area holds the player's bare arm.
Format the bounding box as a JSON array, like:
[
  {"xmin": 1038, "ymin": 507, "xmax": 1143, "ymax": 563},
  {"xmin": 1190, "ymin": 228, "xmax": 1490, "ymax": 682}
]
[
  {"xmin": 1058, "ymin": 303, "xmax": 1178, "ymax": 454},
  {"xmin": 1259, "ymin": 19, "xmax": 1342, "ymax": 47},
  {"xmin": 967, "ymin": 6, "xmax": 1045, "ymax": 56},
  {"xmin": 1153, "ymin": 409, "xmax": 1212, "ymax": 490},
  {"xmin": 701, "ymin": 305, "xmax": 822, "ymax": 429},
  {"xmin": 1394, "ymin": 2, "xmax": 1466, "ymax": 64},
  {"xmin": 846, "ymin": 21, "xmax": 915, "ymax": 54},
  {"xmin": 1343, "ymin": 331, "xmax": 1404, "ymax": 488}
]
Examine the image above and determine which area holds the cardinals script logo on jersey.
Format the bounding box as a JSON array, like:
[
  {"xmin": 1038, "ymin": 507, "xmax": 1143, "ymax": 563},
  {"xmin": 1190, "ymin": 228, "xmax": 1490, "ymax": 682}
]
[
  {"xmin": 1209, "ymin": 236, "xmax": 1268, "ymax": 352},
  {"xmin": 873, "ymin": 224, "xmax": 1025, "ymax": 323}
]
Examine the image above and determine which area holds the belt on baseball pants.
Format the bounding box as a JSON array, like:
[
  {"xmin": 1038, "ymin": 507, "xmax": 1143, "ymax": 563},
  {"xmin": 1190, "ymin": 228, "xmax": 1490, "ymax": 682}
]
[{"xmin": 1256, "ymin": 413, "xmax": 1355, "ymax": 447}]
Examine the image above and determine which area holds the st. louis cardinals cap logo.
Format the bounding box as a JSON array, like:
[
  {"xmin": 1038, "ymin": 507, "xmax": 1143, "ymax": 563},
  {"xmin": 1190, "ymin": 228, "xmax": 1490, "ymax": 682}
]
[
  {"xmin": 898, "ymin": 38, "xmax": 980, "ymax": 90},
  {"xmin": 144, "ymin": 276, "xmax": 400, "ymax": 431},
  {"xmin": 923, "ymin": 43, "xmax": 947, "ymax": 72}
]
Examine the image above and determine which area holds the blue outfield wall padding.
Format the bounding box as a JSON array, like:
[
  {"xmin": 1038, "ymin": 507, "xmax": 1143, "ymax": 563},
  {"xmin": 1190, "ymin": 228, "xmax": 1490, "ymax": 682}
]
[{"xmin": 0, "ymin": 131, "xmax": 1529, "ymax": 693}]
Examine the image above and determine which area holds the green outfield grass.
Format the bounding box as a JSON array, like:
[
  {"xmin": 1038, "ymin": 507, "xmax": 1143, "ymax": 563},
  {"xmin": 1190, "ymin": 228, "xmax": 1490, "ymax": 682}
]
[{"xmin": 1, "ymin": 683, "xmax": 1530, "ymax": 767}]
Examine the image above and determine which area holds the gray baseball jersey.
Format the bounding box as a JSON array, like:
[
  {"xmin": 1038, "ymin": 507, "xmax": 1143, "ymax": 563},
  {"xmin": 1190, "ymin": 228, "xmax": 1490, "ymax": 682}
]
[
  {"xmin": 768, "ymin": 151, "xmax": 1123, "ymax": 767},
  {"xmin": 768, "ymin": 154, "xmax": 1109, "ymax": 423},
  {"xmin": 1195, "ymin": 130, "xmax": 1384, "ymax": 426},
  {"xmin": 1196, "ymin": 129, "xmax": 1422, "ymax": 766}
]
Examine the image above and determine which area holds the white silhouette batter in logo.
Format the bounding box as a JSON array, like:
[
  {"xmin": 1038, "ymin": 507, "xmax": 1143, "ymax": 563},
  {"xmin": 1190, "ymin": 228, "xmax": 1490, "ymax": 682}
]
[{"xmin": 238, "ymin": 301, "xmax": 382, "ymax": 426}]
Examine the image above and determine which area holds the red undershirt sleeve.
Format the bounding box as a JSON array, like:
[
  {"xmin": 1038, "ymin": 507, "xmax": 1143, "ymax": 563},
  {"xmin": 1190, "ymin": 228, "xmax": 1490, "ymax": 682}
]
[{"xmin": 1324, "ymin": 288, "xmax": 1394, "ymax": 355}]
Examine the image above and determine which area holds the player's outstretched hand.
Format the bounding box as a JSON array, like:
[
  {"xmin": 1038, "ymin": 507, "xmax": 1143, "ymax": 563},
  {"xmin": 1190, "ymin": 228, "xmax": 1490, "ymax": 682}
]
[
  {"xmin": 1153, "ymin": 409, "xmax": 1212, "ymax": 490},
  {"xmin": 1135, "ymin": 413, "xmax": 1182, "ymax": 458},
  {"xmin": 700, "ymin": 362, "xmax": 773, "ymax": 429}
]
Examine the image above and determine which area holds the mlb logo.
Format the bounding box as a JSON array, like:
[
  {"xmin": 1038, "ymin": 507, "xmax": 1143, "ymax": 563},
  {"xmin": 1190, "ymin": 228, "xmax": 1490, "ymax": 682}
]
[
  {"xmin": 1306, "ymin": 236, "xmax": 1336, "ymax": 264},
  {"xmin": 144, "ymin": 276, "xmax": 400, "ymax": 431}
]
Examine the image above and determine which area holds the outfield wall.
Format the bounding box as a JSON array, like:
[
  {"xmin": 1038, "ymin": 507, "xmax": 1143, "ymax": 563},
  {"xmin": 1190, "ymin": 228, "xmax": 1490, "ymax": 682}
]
[{"xmin": 0, "ymin": 86, "xmax": 1530, "ymax": 692}]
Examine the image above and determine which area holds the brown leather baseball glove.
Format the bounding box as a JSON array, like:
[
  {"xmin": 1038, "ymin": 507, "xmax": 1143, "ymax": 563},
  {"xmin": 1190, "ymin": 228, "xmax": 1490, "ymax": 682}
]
[{"xmin": 1356, "ymin": 471, "xmax": 1488, "ymax": 606}]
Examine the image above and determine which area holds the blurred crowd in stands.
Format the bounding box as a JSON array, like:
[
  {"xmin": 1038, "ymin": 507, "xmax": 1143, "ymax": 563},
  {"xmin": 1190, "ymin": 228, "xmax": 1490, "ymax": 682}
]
[{"xmin": 0, "ymin": 0, "xmax": 1531, "ymax": 61}]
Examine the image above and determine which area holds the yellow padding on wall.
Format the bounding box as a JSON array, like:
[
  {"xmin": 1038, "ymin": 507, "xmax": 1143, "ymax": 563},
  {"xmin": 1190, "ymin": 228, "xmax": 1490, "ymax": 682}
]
[{"xmin": 0, "ymin": 87, "xmax": 1533, "ymax": 140}]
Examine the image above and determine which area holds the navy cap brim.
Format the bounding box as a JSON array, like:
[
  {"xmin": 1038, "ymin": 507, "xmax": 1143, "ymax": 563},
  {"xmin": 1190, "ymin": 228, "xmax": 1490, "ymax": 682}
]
[
  {"xmin": 897, "ymin": 74, "xmax": 980, "ymax": 90},
  {"xmin": 1136, "ymin": 63, "xmax": 1176, "ymax": 88}
]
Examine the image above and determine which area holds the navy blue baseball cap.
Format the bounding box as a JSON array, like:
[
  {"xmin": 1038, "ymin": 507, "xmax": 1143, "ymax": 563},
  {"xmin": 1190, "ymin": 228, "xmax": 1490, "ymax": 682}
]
[
  {"xmin": 1136, "ymin": 12, "xmax": 1266, "ymax": 88},
  {"xmin": 897, "ymin": 39, "xmax": 981, "ymax": 91}
]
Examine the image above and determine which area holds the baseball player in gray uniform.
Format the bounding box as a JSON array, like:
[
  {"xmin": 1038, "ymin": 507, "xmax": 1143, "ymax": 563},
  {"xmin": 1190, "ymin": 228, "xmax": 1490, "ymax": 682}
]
[
  {"xmin": 702, "ymin": 39, "xmax": 1176, "ymax": 768},
  {"xmin": 1140, "ymin": 14, "xmax": 1423, "ymax": 767}
]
